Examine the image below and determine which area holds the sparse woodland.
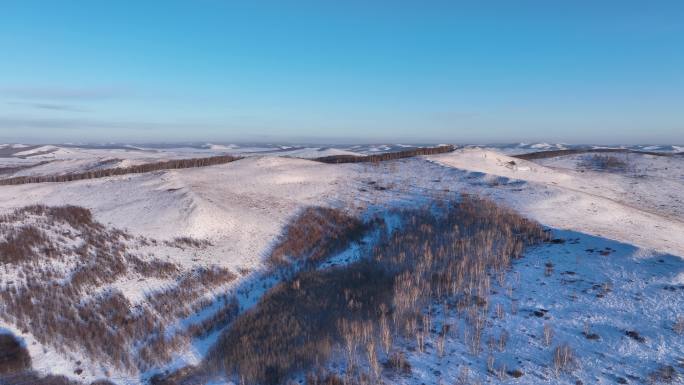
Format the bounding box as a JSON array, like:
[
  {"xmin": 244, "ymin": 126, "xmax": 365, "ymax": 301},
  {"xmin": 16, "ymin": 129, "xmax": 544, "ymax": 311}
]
[
  {"xmin": 194, "ymin": 195, "xmax": 548, "ymax": 384},
  {"xmin": 269, "ymin": 207, "xmax": 370, "ymax": 270},
  {"xmin": 0, "ymin": 205, "xmax": 237, "ymax": 375}
]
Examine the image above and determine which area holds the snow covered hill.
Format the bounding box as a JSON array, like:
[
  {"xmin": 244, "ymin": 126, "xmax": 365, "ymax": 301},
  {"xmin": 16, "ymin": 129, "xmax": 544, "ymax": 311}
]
[
  {"xmin": 0, "ymin": 144, "xmax": 682, "ymax": 384},
  {"xmin": 427, "ymin": 149, "xmax": 684, "ymax": 257}
]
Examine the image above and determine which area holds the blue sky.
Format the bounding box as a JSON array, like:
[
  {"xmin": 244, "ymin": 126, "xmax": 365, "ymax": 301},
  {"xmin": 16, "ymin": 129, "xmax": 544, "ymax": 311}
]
[{"xmin": 0, "ymin": 1, "xmax": 682, "ymax": 144}]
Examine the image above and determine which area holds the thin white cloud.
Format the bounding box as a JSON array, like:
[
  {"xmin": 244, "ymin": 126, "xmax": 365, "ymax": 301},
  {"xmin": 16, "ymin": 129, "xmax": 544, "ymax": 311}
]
[
  {"xmin": 6, "ymin": 101, "xmax": 87, "ymax": 112},
  {"xmin": 0, "ymin": 86, "xmax": 128, "ymax": 100}
]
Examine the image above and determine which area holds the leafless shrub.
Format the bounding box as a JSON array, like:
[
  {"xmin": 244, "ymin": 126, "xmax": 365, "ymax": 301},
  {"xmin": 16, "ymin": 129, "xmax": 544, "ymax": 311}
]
[
  {"xmin": 305, "ymin": 370, "xmax": 345, "ymax": 385},
  {"xmin": 552, "ymin": 343, "xmax": 576, "ymax": 375},
  {"xmin": 487, "ymin": 353, "xmax": 495, "ymax": 373},
  {"xmin": 208, "ymin": 262, "xmax": 393, "ymax": 384},
  {"xmin": 384, "ymin": 351, "xmax": 411, "ymax": 374},
  {"xmin": 436, "ymin": 325, "xmax": 447, "ymax": 357},
  {"xmin": 0, "ymin": 225, "xmax": 50, "ymax": 263},
  {"xmin": 139, "ymin": 331, "xmax": 190, "ymax": 370},
  {"xmin": 269, "ymin": 207, "xmax": 369, "ymax": 269},
  {"xmin": 498, "ymin": 329, "xmax": 509, "ymax": 352},
  {"xmin": 0, "ymin": 372, "xmax": 84, "ymax": 385},
  {"xmin": 544, "ymin": 261, "xmax": 554, "ymax": 277},
  {"xmin": 187, "ymin": 296, "xmax": 240, "ymax": 338},
  {"xmin": 582, "ymin": 322, "xmax": 600, "ymax": 340},
  {"xmin": 147, "ymin": 266, "xmax": 236, "ymax": 320},
  {"xmin": 673, "ymin": 315, "xmax": 684, "ymax": 335},
  {"xmin": 164, "ymin": 236, "xmax": 212, "ymax": 249},
  {"xmin": 457, "ymin": 366, "xmax": 470, "ymax": 385},
  {"xmin": 648, "ymin": 365, "xmax": 679, "ymax": 384},
  {"xmin": 415, "ymin": 328, "xmax": 426, "ymax": 353},
  {"xmin": 365, "ymin": 338, "xmax": 379, "ymax": 380},
  {"xmin": 378, "ymin": 303, "xmax": 392, "ymax": 355},
  {"xmin": 149, "ymin": 365, "xmax": 207, "ymax": 385},
  {"xmin": 130, "ymin": 256, "xmax": 179, "ymax": 278},
  {"xmin": 206, "ymin": 196, "xmax": 546, "ymax": 383},
  {"xmin": 511, "ymin": 299, "xmax": 518, "ymax": 315},
  {"xmin": 543, "ymin": 323, "xmax": 554, "ymax": 346},
  {"xmin": 495, "ymin": 303, "xmax": 505, "ymax": 319}
]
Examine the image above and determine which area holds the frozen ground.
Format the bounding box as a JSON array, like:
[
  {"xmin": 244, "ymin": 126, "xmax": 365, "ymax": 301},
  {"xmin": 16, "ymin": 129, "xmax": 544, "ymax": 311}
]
[{"xmin": 0, "ymin": 143, "xmax": 682, "ymax": 384}]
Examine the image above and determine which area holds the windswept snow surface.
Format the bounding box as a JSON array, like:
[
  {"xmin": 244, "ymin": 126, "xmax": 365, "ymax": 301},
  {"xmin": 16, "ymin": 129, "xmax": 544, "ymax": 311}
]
[
  {"xmin": 1, "ymin": 144, "xmax": 683, "ymax": 384},
  {"xmin": 427, "ymin": 149, "xmax": 684, "ymax": 257}
]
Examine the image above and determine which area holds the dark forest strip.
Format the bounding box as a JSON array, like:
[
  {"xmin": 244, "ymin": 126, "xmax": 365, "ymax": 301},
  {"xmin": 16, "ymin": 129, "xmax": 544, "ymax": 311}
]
[
  {"xmin": 0, "ymin": 155, "xmax": 241, "ymax": 186},
  {"xmin": 0, "ymin": 161, "xmax": 51, "ymax": 176},
  {"xmin": 313, "ymin": 145, "xmax": 456, "ymax": 164},
  {"xmin": 513, "ymin": 148, "xmax": 678, "ymax": 160}
]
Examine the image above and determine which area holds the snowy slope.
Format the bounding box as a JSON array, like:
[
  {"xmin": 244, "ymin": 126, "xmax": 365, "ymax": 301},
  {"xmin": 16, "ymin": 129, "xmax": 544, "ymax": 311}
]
[
  {"xmin": 1, "ymin": 145, "xmax": 683, "ymax": 384},
  {"xmin": 349, "ymin": 230, "xmax": 684, "ymax": 385},
  {"xmin": 0, "ymin": 157, "xmax": 349, "ymax": 271},
  {"xmin": 427, "ymin": 149, "xmax": 684, "ymax": 258}
]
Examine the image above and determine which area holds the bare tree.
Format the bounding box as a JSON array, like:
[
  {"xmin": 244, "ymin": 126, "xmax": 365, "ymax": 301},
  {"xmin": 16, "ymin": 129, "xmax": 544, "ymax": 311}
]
[
  {"xmin": 552, "ymin": 344, "xmax": 576, "ymax": 376},
  {"xmin": 543, "ymin": 323, "xmax": 554, "ymax": 346}
]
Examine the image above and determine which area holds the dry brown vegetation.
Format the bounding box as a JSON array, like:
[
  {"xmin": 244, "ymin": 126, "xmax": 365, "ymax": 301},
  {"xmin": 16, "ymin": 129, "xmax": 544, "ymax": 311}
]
[
  {"xmin": 269, "ymin": 207, "xmax": 369, "ymax": 269},
  {"xmin": 552, "ymin": 343, "xmax": 576, "ymax": 375},
  {"xmin": 0, "ymin": 155, "xmax": 240, "ymax": 185},
  {"xmin": 200, "ymin": 195, "xmax": 546, "ymax": 384},
  {"xmin": 0, "ymin": 372, "xmax": 117, "ymax": 385},
  {"xmin": 210, "ymin": 261, "xmax": 392, "ymax": 384},
  {"xmin": 314, "ymin": 145, "xmax": 455, "ymax": 164},
  {"xmin": 164, "ymin": 236, "xmax": 212, "ymax": 249},
  {"xmin": 0, "ymin": 373, "xmax": 82, "ymax": 385},
  {"xmin": 186, "ymin": 296, "xmax": 240, "ymax": 339},
  {"xmin": 0, "ymin": 205, "xmax": 236, "ymax": 372},
  {"xmin": 384, "ymin": 351, "xmax": 411, "ymax": 374},
  {"xmin": 673, "ymin": 315, "xmax": 684, "ymax": 335}
]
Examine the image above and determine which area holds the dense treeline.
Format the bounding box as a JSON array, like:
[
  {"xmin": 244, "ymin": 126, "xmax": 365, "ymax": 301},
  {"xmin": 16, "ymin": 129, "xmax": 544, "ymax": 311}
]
[
  {"xmin": 0, "ymin": 155, "xmax": 240, "ymax": 185},
  {"xmin": 208, "ymin": 261, "xmax": 394, "ymax": 384},
  {"xmin": 269, "ymin": 207, "xmax": 370, "ymax": 270},
  {"xmin": 313, "ymin": 145, "xmax": 455, "ymax": 164},
  {"xmin": 202, "ymin": 195, "xmax": 547, "ymax": 384},
  {"xmin": 514, "ymin": 148, "xmax": 674, "ymax": 160}
]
